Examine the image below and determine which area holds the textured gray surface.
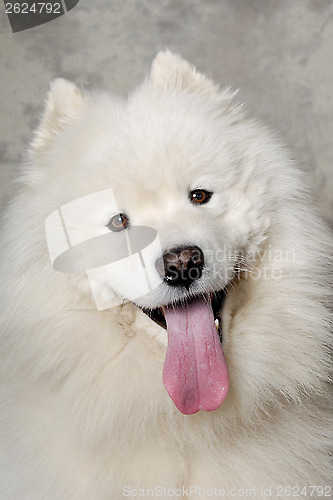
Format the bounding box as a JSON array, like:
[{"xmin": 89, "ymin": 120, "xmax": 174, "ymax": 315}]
[{"xmin": 0, "ymin": 0, "xmax": 332, "ymax": 224}]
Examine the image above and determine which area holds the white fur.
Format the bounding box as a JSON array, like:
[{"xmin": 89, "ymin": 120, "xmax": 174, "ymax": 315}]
[{"xmin": 0, "ymin": 51, "xmax": 332, "ymax": 499}]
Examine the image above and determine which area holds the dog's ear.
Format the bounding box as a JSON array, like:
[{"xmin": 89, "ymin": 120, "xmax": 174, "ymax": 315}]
[
  {"xmin": 30, "ymin": 78, "xmax": 85, "ymax": 153},
  {"xmin": 150, "ymin": 51, "xmax": 220, "ymax": 97}
]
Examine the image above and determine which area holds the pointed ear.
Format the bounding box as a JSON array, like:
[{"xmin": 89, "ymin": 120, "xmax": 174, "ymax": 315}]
[
  {"xmin": 150, "ymin": 50, "xmax": 220, "ymax": 97},
  {"xmin": 150, "ymin": 51, "xmax": 241, "ymax": 114},
  {"xmin": 30, "ymin": 78, "xmax": 86, "ymax": 153}
]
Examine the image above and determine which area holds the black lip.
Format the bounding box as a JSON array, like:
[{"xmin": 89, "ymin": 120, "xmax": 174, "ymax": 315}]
[
  {"xmin": 142, "ymin": 288, "xmax": 227, "ymax": 340},
  {"xmin": 142, "ymin": 306, "xmax": 167, "ymax": 330}
]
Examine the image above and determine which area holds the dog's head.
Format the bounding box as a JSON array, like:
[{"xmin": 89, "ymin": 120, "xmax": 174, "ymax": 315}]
[{"xmin": 34, "ymin": 52, "xmax": 287, "ymax": 414}]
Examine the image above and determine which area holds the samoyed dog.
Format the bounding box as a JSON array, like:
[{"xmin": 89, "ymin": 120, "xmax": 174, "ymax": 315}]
[{"xmin": 0, "ymin": 52, "xmax": 332, "ymax": 499}]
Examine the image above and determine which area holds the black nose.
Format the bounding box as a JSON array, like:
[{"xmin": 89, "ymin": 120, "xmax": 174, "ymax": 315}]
[{"xmin": 156, "ymin": 245, "xmax": 204, "ymax": 289}]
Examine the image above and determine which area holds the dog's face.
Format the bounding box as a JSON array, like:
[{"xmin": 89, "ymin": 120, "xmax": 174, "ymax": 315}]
[{"xmin": 37, "ymin": 52, "xmax": 274, "ymax": 414}]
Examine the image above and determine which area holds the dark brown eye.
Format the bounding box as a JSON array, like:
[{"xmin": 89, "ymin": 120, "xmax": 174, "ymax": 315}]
[
  {"xmin": 107, "ymin": 213, "xmax": 129, "ymax": 232},
  {"xmin": 189, "ymin": 189, "xmax": 213, "ymax": 205}
]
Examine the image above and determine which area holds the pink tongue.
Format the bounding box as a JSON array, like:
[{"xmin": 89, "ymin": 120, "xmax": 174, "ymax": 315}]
[{"xmin": 162, "ymin": 298, "xmax": 229, "ymax": 415}]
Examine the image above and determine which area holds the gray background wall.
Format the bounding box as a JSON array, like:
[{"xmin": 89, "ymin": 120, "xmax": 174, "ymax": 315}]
[{"xmin": 1, "ymin": 0, "xmax": 332, "ymax": 226}]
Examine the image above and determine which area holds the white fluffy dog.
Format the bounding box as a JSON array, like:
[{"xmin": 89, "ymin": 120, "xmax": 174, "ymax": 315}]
[{"xmin": 0, "ymin": 52, "xmax": 332, "ymax": 499}]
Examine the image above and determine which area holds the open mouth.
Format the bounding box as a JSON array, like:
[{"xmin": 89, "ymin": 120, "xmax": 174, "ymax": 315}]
[
  {"xmin": 141, "ymin": 288, "xmax": 229, "ymax": 415},
  {"xmin": 142, "ymin": 288, "xmax": 226, "ymax": 339}
]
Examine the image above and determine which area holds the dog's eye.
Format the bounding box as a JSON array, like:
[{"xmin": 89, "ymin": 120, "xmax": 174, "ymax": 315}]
[
  {"xmin": 189, "ymin": 189, "xmax": 213, "ymax": 205},
  {"xmin": 106, "ymin": 213, "xmax": 129, "ymax": 232}
]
